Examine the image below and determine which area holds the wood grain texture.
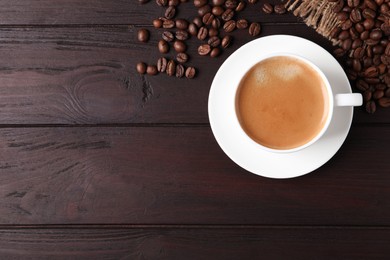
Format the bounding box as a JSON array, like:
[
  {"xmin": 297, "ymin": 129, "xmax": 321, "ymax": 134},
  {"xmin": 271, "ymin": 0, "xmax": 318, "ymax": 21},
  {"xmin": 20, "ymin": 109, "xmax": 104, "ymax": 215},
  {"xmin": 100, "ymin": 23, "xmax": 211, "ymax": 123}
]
[
  {"xmin": 0, "ymin": 126, "xmax": 389, "ymax": 225},
  {"xmin": 0, "ymin": 227, "xmax": 389, "ymax": 259},
  {"xmin": 0, "ymin": 25, "xmax": 388, "ymax": 124},
  {"xmin": 0, "ymin": 0, "xmax": 297, "ymax": 25}
]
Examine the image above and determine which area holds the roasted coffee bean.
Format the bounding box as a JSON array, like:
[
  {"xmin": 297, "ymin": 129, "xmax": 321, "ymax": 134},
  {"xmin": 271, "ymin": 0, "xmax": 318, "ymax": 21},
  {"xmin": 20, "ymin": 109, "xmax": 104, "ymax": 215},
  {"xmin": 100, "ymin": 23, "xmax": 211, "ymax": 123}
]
[
  {"xmin": 137, "ymin": 29, "xmax": 150, "ymax": 43},
  {"xmin": 157, "ymin": 57, "xmax": 168, "ymax": 72},
  {"xmin": 176, "ymin": 64, "xmax": 185, "ymax": 78},
  {"xmin": 212, "ymin": 18, "xmax": 221, "ymax": 29},
  {"xmin": 165, "ymin": 6, "xmax": 176, "ymax": 19},
  {"xmin": 221, "ymin": 35, "xmax": 232, "ymax": 48},
  {"xmin": 367, "ymin": 46, "xmax": 373, "ymax": 58},
  {"xmin": 225, "ymin": 0, "xmax": 238, "ymax": 9},
  {"xmin": 248, "ymin": 22, "xmax": 261, "ymax": 36},
  {"xmin": 370, "ymin": 29, "xmax": 383, "ymax": 40},
  {"xmin": 176, "ymin": 30, "xmax": 189, "ymax": 40},
  {"xmin": 365, "ymin": 66, "xmax": 379, "ymax": 77},
  {"xmin": 356, "ymin": 79, "xmax": 370, "ymax": 91},
  {"xmin": 185, "ymin": 67, "xmax": 196, "ymax": 78},
  {"xmin": 347, "ymin": 69, "xmax": 358, "ymax": 80},
  {"xmin": 163, "ymin": 19, "xmax": 175, "ymax": 28},
  {"xmin": 363, "ymin": 89, "xmax": 373, "ymax": 101},
  {"xmin": 197, "ymin": 27, "xmax": 208, "ymax": 40},
  {"xmin": 378, "ymin": 63, "xmax": 387, "ymax": 74},
  {"xmin": 235, "ymin": 1, "xmax": 246, "ymax": 12},
  {"xmin": 188, "ymin": 23, "xmax": 198, "ymax": 36},
  {"xmin": 333, "ymin": 48, "xmax": 346, "ymax": 57},
  {"xmin": 337, "ymin": 11, "xmax": 349, "ymax": 21},
  {"xmin": 210, "ymin": 48, "xmax": 221, "ymax": 57},
  {"xmin": 352, "ymin": 59, "xmax": 362, "ymax": 71},
  {"xmin": 366, "ymin": 39, "xmax": 380, "ymax": 47},
  {"xmin": 350, "ymin": 8, "xmax": 362, "ymax": 22},
  {"xmin": 198, "ymin": 5, "xmax": 212, "ymax": 16},
  {"xmin": 136, "ymin": 62, "xmax": 147, "ymax": 74},
  {"xmin": 385, "ymin": 43, "xmax": 390, "ymax": 56},
  {"xmin": 342, "ymin": 38, "xmax": 353, "ymax": 50},
  {"xmin": 349, "ymin": 27, "xmax": 359, "ymax": 39},
  {"xmin": 352, "ymin": 39, "xmax": 363, "ymax": 49},
  {"xmin": 362, "ymin": 8, "xmax": 376, "ymax": 19},
  {"xmin": 338, "ymin": 30, "xmax": 350, "ymax": 40},
  {"xmin": 360, "ymin": 30, "xmax": 370, "ymax": 40},
  {"xmin": 194, "ymin": 0, "xmax": 207, "ymax": 7},
  {"xmin": 385, "ymin": 88, "xmax": 390, "ymax": 97},
  {"xmin": 156, "ymin": 0, "xmax": 168, "ymax": 6},
  {"xmin": 347, "ymin": 0, "xmax": 360, "ymax": 7},
  {"xmin": 212, "ymin": 0, "xmax": 225, "ymax": 6},
  {"xmin": 221, "ymin": 9, "xmax": 235, "ymax": 21},
  {"xmin": 262, "ymin": 3, "xmax": 274, "ymax": 13},
  {"xmin": 176, "ymin": 52, "xmax": 189, "ymax": 63},
  {"xmin": 162, "ymin": 31, "xmax": 175, "ymax": 42},
  {"xmin": 153, "ymin": 19, "xmax": 163, "ymax": 28},
  {"xmin": 364, "ymin": 0, "xmax": 377, "ymax": 11},
  {"xmin": 341, "ymin": 19, "xmax": 353, "ymax": 30},
  {"xmin": 236, "ymin": 19, "xmax": 248, "ymax": 29},
  {"xmin": 203, "ymin": 13, "xmax": 215, "ymax": 25},
  {"xmin": 363, "ymin": 18, "xmax": 375, "ymax": 30},
  {"xmin": 198, "ymin": 44, "xmax": 211, "ymax": 55},
  {"xmin": 332, "ymin": 0, "xmax": 345, "ymax": 13},
  {"xmin": 354, "ymin": 46, "xmax": 365, "ymax": 58},
  {"xmin": 363, "ymin": 57, "xmax": 373, "ymax": 67},
  {"xmin": 209, "ymin": 28, "xmax": 219, "ymax": 37},
  {"xmin": 330, "ymin": 27, "xmax": 341, "ymax": 38},
  {"xmin": 274, "ymin": 4, "xmax": 286, "ymax": 14},
  {"xmin": 355, "ymin": 22, "xmax": 365, "ymax": 32},
  {"xmin": 158, "ymin": 40, "xmax": 170, "ymax": 53},
  {"xmin": 373, "ymin": 89, "xmax": 384, "ymax": 99},
  {"xmin": 173, "ymin": 40, "xmax": 187, "ymax": 52},
  {"xmin": 342, "ymin": 5, "xmax": 352, "ymax": 12},
  {"xmin": 166, "ymin": 60, "xmax": 176, "ymax": 76},
  {"xmin": 146, "ymin": 65, "xmax": 158, "ymax": 75},
  {"xmin": 378, "ymin": 97, "xmax": 390, "ymax": 107},
  {"xmin": 193, "ymin": 17, "xmax": 203, "ymax": 27},
  {"xmin": 223, "ymin": 20, "xmax": 236, "ymax": 32},
  {"xmin": 176, "ymin": 19, "xmax": 188, "ymax": 30},
  {"xmin": 248, "ymin": 0, "xmax": 257, "ymax": 4},
  {"xmin": 365, "ymin": 77, "xmax": 380, "ymax": 84},
  {"xmin": 366, "ymin": 100, "xmax": 376, "ymax": 113},
  {"xmin": 380, "ymin": 3, "xmax": 389, "ymax": 13},
  {"xmin": 212, "ymin": 6, "xmax": 224, "ymax": 16},
  {"xmin": 169, "ymin": 0, "xmax": 180, "ymax": 6},
  {"xmin": 208, "ymin": 36, "xmax": 221, "ymax": 47}
]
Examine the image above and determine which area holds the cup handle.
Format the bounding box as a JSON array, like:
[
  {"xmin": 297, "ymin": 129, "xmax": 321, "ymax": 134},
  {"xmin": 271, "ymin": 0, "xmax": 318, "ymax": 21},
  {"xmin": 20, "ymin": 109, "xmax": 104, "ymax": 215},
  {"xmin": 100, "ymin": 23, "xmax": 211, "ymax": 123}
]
[{"xmin": 335, "ymin": 93, "xmax": 363, "ymax": 107}]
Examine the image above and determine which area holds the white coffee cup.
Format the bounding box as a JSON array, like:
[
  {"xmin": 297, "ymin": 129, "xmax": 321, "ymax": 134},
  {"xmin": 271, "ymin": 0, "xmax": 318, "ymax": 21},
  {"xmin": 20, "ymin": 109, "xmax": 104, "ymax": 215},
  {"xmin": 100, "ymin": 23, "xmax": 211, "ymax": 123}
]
[{"xmin": 234, "ymin": 53, "xmax": 363, "ymax": 153}]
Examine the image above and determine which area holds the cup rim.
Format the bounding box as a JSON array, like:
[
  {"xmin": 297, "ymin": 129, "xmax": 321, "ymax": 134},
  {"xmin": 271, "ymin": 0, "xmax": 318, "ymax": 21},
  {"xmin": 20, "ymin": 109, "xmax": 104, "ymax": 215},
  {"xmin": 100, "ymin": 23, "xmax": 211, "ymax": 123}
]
[{"xmin": 234, "ymin": 53, "xmax": 334, "ymax": 154}]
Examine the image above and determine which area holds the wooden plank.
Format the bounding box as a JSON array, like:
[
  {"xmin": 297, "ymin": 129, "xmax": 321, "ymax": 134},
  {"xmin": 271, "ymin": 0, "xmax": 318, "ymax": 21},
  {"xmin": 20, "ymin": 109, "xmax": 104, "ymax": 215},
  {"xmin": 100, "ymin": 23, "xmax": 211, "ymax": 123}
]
[
  {"xmin": 0, "ymin": 226, "xmax": 389, "ymax": 259},
  {"xmin": 0, "ymin": 25, "xmax": 387, "ymax": 124},
  {"xmin": 0, "ymin": 0, "xmax": 298, "ymax": 25},
  {"xmin": 0, "ymin": 125, "xmax": 389, "ymax": 225}
]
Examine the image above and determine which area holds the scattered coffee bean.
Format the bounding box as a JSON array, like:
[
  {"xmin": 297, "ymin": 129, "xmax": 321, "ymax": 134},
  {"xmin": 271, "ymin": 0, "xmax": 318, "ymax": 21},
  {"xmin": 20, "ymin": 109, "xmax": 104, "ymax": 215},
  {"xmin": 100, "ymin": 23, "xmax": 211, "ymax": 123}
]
[
  {"xmin": 223, "ymin": 20, "xmax": 236, "ymax": 32},
  {"xmin": 212, "ymin": 0, "xmax": 225, "ymax": 5},
  {"xmin": 248, "ymin": 0, "xmax": 257, "ymax": 4},
  {"xmin": 158, "ymin": 40, "xmax": 170, "ymax": 53},
  {"xmin": 174, "ymin": 40, "xmax": 187, "ymax": 52},
  {"xmin": 373, "ymin": 89, "xmax": 385, "ymax": 99},
  {"xmin": 156, "ymin": 0, "xmax": 168, "ymax": 6},
  {"xmin": 203, "ymin": 13, "xmax": 215, "ymax": 25},
  {"xmin": 188, "ymin": 23, "xmax": 198, "ymax": 35},
  {"xmin": 221, "ymin": 9, "xmax": 235, "ymax": 21},
  {"xmin": 198, "ymin": 44, "xmax": 211, "ymax": 55},
  {"xmin": 236, "ymin": 19, "xmax": 248, "ymax": 29},
  {"xmin": 225, "ymin": 0, "xmax": 238, "ymax": 9},
  {"xmin": 262, "ymin": 3, "xmax": 274, "ymax": 14},
  {"xmin": 363, "ymin": 90, "xmax": 372, "ymax": 101},
  {"xmin": 193, "ymin": 17, "xmax": 203, "ymax": 28},
  {"xmin": 378, "ymin": 97, "xmax": 390, "ymax": 107},
  {"xmin": 165, "ymin": 6, "xmax": 176, "ymax": 19},
  {"xmin": 176, "ymin": 19, "xmax": 189, "ymax": 30},
  {"xmin": 166, "ymin": 60, "xmax": 176, "ymax": 76},
  {"xmin": 210, "ymin": 47, "xmax": 221, "ymax": 57},
  {"xmin": 163, "ymin": 19, "xmax": 175, "ymax": 28},
  {"xmin": 212, "ymin": 18, "xmax": 221, "ymax": 29},
  {"xmin": 366, "ymin": 100, "xmax": 376, "ymax": 113},
  {"xmin": 138, "ymin": 29, "xmax": 150, "ymax": 42},
  {"xmin": 147, "ymin": 65, "xmax": 158, "ymax": 75},
  {"xmin": 176, "ymin": 30, "xmax": 189, "ymax": 40},
  {"xmin": 176, "ymin": 52, "xmax": 189, "ymax": 63},
  {"xmin": 157, "ymin": 57, "xmax": 168, "ymax": 72},
  {"xmin": 162, "ymin": 31, "xmax": 174, "ymax": 42},
  {"xmin": 176, "ymin": 64, "xmax": 185, "ymax": 78},
  {"xmin": 137, "ymin": 62, "xmax": 147, "ymax": 74},
  {"xmin": 198, "ymin": 4, "xmax": 212, "ymax": 16},
  {"xmin": 221, "ymin": 35, "xmax": 232, "ymax": 48},
  {"xmin": 212, "ymin": 6, "xmax": 225, "ymax": 16},
  {"xmin": 169, "ymin": 0, "xmax": 180, "ymax": 6},
  {"xmin": 197, "ymin": 26, "xmax": 208, "ymax": 40},
  {"xmin": 235, "ymin": 1, "xmax": 246, "ymax": 12},
  {"xmin": 274, "ymin": 4, "xmax": 287, "ymax": 14},
  {"xmin": 209, "ymin": 27, "xmax": 219, "ymax": 37},
  {"xmin": 248, "ymin": 22, "xmax": 261, "ymax": 36},
  {"xmin": 153, "ymin": 19, "xmax": 163, "ymax": 28},
  {"xmin": 194, "ymin": 0, "xmax": 207, "ymax": 7},
  {"xmin": 208, "ymin": 36, "xmax": 221, "ymax": 47},
  {"xmin": 185, "ymin": 67, "xmax": 196, "ymax": 79}
]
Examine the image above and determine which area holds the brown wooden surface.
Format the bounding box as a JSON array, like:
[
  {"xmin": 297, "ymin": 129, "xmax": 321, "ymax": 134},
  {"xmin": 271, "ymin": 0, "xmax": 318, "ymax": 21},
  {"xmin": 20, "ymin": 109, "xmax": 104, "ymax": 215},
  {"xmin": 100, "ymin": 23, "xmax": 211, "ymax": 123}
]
[{"xmin": 0, "ymin": 0, "xmax": 389, "ymax": 259}]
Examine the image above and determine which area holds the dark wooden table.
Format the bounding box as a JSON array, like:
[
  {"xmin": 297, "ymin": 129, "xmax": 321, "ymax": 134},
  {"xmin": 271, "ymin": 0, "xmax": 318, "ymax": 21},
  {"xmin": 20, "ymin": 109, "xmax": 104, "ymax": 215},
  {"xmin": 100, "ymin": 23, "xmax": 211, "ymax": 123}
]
[{"xmin": 0, "ymin": 1, "xmax": 389, "ymax": 259}]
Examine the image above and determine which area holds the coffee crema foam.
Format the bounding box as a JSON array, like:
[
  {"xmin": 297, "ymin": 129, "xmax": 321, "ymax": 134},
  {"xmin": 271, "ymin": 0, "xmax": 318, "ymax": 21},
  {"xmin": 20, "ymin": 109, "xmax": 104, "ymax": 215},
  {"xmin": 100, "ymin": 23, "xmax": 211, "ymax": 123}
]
[{"xmin": 236, "ymin": 56, "xmax": 329, "ymax": 150}]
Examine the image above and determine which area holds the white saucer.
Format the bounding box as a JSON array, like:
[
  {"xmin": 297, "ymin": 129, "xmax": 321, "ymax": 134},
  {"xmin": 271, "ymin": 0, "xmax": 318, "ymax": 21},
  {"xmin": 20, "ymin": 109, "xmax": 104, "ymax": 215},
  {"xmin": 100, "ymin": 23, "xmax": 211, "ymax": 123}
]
[{"xmin": 208, "ymin": 35, "xmax": 353, "ymax": 179}]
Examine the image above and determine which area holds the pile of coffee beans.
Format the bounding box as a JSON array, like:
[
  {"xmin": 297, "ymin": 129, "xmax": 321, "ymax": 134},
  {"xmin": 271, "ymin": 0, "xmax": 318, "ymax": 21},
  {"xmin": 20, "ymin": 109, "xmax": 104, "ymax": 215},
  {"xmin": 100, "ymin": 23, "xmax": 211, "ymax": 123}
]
[
  {"xmin": 328, "ymin": 0, "xmax": 390, "ymax": 113},
  {"xmin": 136, "ymin": 0, "xmax": 273, "ymax": 79}
]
